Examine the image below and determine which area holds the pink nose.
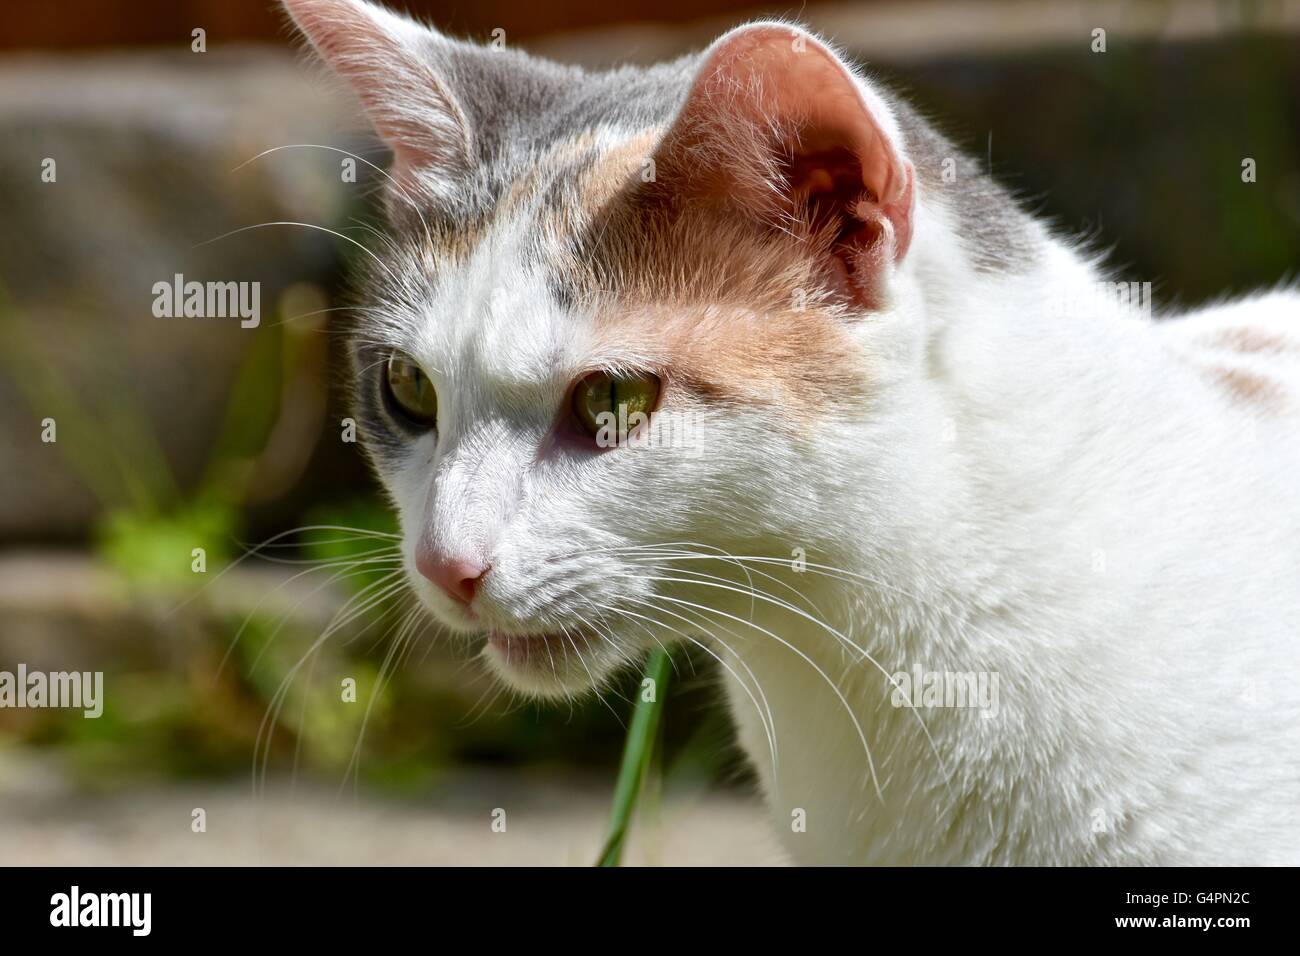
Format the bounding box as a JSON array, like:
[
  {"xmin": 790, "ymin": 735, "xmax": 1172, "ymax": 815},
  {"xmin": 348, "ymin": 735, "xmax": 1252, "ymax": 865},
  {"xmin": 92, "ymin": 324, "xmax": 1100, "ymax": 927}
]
[{"xmin": 416, "ymin": 551, "xmax": 489, "ymax": 605}]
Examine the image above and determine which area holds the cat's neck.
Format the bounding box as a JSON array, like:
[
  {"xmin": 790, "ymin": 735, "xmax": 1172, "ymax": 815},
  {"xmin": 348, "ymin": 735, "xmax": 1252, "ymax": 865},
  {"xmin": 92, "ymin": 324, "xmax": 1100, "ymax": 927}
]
[
  {"xmin": 724, "ymin": 231, "xmax": 1227, "ymax": 863},
  {"xmin": 835, "ymin": 232, "xmax": 1124, "ymax": 608}
]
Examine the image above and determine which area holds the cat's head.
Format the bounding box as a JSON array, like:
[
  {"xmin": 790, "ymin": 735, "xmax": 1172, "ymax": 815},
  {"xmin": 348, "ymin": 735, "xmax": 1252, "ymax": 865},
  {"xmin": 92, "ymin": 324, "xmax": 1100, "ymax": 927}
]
[{"xmin": 284, "ymin": 0, "xmax": 950, "ymax": 696}]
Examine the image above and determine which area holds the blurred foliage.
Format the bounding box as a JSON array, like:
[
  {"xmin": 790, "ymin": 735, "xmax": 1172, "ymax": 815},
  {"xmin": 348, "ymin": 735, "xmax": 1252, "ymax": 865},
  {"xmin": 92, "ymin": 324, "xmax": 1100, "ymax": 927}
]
[
  {"xmin": 892, "ymin": 34, "xmax": 1300, "ymax": 305},
  {"xmin": 2, "ymin": 259, "xmax": 740, "ymax": 795},
  {"xmin": 19, "ymin": 583, "xmax": 734, "ymax": 796}
]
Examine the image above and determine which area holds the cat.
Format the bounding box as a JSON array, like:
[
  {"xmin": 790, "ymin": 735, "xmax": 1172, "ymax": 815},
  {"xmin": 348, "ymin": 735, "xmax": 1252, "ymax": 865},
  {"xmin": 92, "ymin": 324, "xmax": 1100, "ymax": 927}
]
[{"xmin": 282, "ymin": 0, "xmax": 1300, "ymax": 865}]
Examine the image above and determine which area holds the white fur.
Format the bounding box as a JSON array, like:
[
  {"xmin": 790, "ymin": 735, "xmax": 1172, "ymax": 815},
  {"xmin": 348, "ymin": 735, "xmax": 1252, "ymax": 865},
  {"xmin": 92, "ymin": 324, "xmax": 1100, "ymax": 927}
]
[{"xmin": 719, "ymin": 218, "xmax": 1300, "ymax": 864}]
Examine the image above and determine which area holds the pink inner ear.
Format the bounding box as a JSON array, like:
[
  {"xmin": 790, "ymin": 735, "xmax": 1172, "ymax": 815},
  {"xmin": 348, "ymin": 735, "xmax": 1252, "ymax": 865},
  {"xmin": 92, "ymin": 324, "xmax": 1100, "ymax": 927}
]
[
  {"xmin": 787, "ymin": 146, "xmax": 901, "ymax": 303},
  {"xmin": 657, "ymin": 25, "xmax": 915, "ymax": 308}
]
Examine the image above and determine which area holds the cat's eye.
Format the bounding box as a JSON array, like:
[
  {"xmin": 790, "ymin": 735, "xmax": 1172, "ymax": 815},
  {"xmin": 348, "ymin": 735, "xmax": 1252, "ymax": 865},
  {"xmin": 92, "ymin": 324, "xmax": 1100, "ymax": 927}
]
[
  {"xmin": 571, "ymin": 369, "xmax": 661, "ymax": 442},
  {"xmin": 384, "ymin": 353, "xmax": 439, "ymax": 428}
]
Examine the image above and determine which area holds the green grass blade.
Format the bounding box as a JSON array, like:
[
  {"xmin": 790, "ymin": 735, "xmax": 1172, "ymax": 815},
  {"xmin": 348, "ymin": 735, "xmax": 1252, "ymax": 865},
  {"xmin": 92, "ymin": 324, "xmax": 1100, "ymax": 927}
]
[{"xmin": 596, "ymin": 647, "xmax": 672, "ymax": 867}]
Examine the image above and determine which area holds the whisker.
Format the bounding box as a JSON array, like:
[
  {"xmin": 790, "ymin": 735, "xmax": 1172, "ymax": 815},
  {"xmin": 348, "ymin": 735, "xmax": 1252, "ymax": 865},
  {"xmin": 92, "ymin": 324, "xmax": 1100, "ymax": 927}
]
[
  {"xmin": 561, "ymin": 625, "xmax": 625, "ymax": 728},
  {"xmin": 622, "ymin": 550, "xmax": 969, "ymax": 799},
  {"xmin": 170, "ymin": 522, "xmax": 400, "ymax": 617},
  {"xmin": 591, "ymin": 596, "xmax": 779, "ymax": 777},
  {"xmin": 230, "ymin": 143, "xmax": 433, "ymax": 241},
  {"xmin": 634, "ymin": 567, "xmax": 951, "ymax": 801},
  {"xmin": 633, "ymin": 584, "xmax": 882, "ymax": 800},
  {"xmin": 246, "ymin": 566, "xmax": 404, "ymax": 675},
  {"xmin": 340, "ymin": 600, "xmax": 424, "ymax": 797},
  {"xmin": 215, "ymin": 555, "xmax": 403, "ymax": 681},
  {"xmin": 193, "ymin": 221, "xmax": 402, "ymax": 285},
  {"xmin": 253, "ymin": 572, "xmax": 409, "ymax": 796}
]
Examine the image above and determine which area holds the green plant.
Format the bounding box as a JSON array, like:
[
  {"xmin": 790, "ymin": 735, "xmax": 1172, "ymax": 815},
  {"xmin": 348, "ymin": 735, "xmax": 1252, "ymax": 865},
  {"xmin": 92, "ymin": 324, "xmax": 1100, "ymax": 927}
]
[
  {"xmin": 596, "ymin": 647, "xmax": 672, "ymax": 866},
  {"xmin": 0, "ymin": 280, "xmax": 322, "ymax": 588}
]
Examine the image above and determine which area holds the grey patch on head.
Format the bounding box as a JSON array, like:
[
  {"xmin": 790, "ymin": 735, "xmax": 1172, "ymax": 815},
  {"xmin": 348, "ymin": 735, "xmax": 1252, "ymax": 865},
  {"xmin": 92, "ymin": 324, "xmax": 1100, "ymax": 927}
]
[
  {"xmin": 435, "ymin": 43, "xmax": 695, "ymax": 208},
  {"xmin": 366, "ymin": 34, "xmax": 1044, "ymax": 309},
  {"xmin": 880, "ymin": 92, "xmax": 1042, "ymax": 274},
  {"xmin": 387, "ymin": 43, "xmax": 700, "ymax": 309},
  {"xmin": 426, "ymin": 38, "xmax": 1039, "ymax": 264}
]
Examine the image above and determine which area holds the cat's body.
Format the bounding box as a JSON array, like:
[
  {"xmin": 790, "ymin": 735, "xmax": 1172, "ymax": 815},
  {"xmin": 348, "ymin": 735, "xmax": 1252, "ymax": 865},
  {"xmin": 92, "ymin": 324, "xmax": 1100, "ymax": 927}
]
[
  {"xmin": 283, "ymin": 0, "xmax": 1300, "ymax": 864},
  {"xmin": 725, "ymin": 279, "xmax": 1300, "ymax": 865}
]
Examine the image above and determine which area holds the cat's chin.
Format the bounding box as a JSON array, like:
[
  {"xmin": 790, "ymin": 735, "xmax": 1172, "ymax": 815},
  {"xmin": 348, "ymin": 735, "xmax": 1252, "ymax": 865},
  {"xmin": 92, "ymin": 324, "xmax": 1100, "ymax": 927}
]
[{"xmin": 480, "ymin": 629, "xmax": 621, "ymax": 698}]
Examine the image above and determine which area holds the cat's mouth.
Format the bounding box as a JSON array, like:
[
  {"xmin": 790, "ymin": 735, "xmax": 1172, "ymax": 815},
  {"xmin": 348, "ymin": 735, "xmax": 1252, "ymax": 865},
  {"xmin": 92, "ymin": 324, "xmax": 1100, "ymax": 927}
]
[
  {"xmin": 486, "ymin": 629, "xmax": 592, "ymax": 665},
  {"xmin": 480, "ymin": 625, "xmax": 619, "ymax": 696}
]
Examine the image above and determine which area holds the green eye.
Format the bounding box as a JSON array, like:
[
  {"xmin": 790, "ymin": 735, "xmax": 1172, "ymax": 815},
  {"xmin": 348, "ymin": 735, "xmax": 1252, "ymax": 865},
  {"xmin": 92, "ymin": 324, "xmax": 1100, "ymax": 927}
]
[
  {"xmin": 572, "ymin": 370, "xmax": 661, "ymax": 442},
  {"xmin": 385, "ymin": 354, "xmax": 439, "ymax": 427}
]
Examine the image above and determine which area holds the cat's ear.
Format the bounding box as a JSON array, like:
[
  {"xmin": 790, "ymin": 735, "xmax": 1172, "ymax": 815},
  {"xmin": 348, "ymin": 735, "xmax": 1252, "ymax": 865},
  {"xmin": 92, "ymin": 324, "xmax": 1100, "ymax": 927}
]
[
  {"xmin": 281, "ymin": 0, "xmax": 471, "ymax": 196},
  {"xmin": 656, "ymin": 23, "xmax": 914, "ymax": 310}
]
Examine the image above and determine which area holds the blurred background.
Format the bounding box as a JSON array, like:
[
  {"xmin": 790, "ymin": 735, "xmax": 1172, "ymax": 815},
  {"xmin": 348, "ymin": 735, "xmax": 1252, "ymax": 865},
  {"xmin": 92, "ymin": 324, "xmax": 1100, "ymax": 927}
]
[{"xmin": 0, "ymin": 0, "xmax": 1297, "ymax": 865}]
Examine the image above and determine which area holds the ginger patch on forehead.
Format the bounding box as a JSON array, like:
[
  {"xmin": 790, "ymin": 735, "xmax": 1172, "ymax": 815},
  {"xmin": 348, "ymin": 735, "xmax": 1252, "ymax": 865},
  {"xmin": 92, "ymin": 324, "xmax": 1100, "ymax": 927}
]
[
  {"xmin": 554, "ymin": 130, "xmax": 874, "ymax": 418},
  {"xmin": 594, "ymin": 301, "xmax": 870, "ymax": 415},
  {"xmin": 572, "ymin": 130, "xmax": 662, "ymax": 216}
]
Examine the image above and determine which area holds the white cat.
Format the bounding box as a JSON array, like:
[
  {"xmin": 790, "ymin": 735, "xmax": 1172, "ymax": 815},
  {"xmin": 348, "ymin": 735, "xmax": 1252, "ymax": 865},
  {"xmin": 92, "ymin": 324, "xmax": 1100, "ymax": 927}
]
[{"xmin": 282, "ymin": 0, "xmax": 1300, "ymax": 864}]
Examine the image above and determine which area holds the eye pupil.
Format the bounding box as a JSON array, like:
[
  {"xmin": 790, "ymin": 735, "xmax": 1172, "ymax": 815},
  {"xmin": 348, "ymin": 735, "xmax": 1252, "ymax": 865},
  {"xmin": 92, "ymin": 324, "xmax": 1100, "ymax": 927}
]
[
  {"xmin": 571, "ymin": 370, "xmax": 661, "ymax": 442},
  {"xmin": 385, "ymin": 353, "xmax": 439, "ymax": 428}
]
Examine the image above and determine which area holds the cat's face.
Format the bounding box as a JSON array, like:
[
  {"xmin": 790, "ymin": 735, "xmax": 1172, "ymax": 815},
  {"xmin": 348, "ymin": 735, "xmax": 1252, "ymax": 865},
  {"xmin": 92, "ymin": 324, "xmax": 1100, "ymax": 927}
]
[
  {"xmin": 285, "ymin": 0, "xmax": 919, "ymax": 696},
  {"xmin": 352, "ymin": 217, "xmax": 877, "ymax": 696}
]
